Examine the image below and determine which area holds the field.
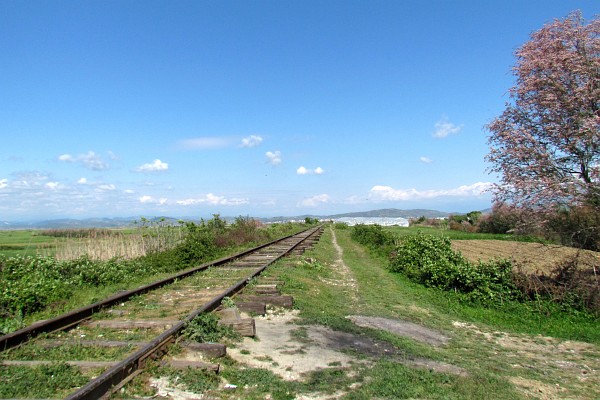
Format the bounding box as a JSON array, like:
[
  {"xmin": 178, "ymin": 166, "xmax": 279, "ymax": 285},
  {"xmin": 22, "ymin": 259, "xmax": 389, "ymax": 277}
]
[
  {"xmin": 0, "ymin": 230, "xmax": 59, "ymax": 257},
  {"xmin": 453, "ymin": 240, "xmax": 600, "ymax": 275},
  {"xmin": 0, "ymin": 228, "xmax": 175, "ymax": 260}
]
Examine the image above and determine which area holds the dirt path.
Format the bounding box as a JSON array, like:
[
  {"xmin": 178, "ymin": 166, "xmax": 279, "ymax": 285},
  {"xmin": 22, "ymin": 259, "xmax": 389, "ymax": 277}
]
[{"xmin": 326, "ymin": 227, "xmax": 359, "ymax": 304}]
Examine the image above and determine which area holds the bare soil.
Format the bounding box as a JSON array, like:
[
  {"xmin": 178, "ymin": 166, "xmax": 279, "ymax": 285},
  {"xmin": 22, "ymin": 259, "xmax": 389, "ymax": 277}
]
[{"xmin": 452, "ymin": 240, "xmax": 600, "ymax": 274}]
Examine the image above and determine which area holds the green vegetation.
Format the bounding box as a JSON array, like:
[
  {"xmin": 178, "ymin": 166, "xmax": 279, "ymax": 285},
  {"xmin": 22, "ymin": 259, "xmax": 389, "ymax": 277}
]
[
  {"xmin": 0, "ymin": 230, "xmax": 60, "ymax": 257},
  {"xmin": 182, "ymin": 313, "xmax": 239, "ymax": 343},
  {"xmin": 390, "ymin": 225, "xmax": 548, "ymax": 242},
  {"xmin": 0, "ymin": 218, "xmax": 306, "ymax": 334},
  {"xmin": 389, "ymin": 232, "xmax": 516, "ymax": 305},
  {"xmin": 218, "ymin": 224, "xmax": 595, "ymax": 399},
  {"xmin": 348, "ymin": 225, "xmax": 599, "ymax": 341},
  {"xmin": 0, "ymin": 363, "xmax": 88, "ymax": 398}
]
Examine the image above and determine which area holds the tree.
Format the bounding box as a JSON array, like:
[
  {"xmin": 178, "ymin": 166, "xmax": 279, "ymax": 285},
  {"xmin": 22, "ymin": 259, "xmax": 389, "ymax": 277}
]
[{"xmin": 486, "ymin": 11, "xmax": 599, "ymax": 211}]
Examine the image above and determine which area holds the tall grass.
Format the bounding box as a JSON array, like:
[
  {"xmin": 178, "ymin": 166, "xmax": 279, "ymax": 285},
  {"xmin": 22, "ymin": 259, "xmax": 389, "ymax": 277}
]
[
  {"xmin": 40, "ymin": 224, "xmax": 184, "ymax": 261},
  {"xmin": 49, "ymin": 232, "xmax": 148, "ymax": 261}
]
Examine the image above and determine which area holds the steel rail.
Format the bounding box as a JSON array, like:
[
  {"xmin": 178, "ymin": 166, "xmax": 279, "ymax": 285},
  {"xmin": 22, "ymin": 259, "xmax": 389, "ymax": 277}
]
[
  {"xmin": 65, "ymin": 225, "xmax": 323, "ymax": 400},
  {"xmin": 0, "ymin": 226, "xmax": 319, "ymax": 352}
]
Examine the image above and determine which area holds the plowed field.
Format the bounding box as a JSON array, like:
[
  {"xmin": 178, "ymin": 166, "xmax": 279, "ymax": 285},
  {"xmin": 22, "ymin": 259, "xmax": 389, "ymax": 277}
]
[{"xmin": 452, "ymin": 240, "xmax": 600, "ymax": 275}]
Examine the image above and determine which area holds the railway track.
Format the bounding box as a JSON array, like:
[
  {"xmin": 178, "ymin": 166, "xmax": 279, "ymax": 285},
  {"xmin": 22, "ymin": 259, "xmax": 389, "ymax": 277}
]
[{"xmin": 0, "ymin": 225, "xmax": 323, "ymax": 399}]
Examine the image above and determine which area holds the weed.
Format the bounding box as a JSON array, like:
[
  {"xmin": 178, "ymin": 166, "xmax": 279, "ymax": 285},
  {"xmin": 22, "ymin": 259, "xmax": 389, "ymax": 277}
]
[
  {"xmin": 182, "ymin": 313, "xmax": 239, "ymax": 343},
  {"xmin": 0, "ymin": 363, "xmax": 88, "ymax": 398},
  {"xmin": 289, "ymin": 326, "xmax": 312, "ymax": 343},
  {"xmin": 160, "ymin": 366, "xmax": 220, "ymax": 393},
  {"xmin": 221, "ymin": 296, "xmax": 236, "ymax": 308}
]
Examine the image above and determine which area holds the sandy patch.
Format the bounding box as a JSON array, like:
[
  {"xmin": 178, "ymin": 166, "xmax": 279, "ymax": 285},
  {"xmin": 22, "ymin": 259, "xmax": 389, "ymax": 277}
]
[
  {"xmin": 150, "ymin": 376, "xmax": 208, "ymax": 400},
  {"xmin": 227, "ymin": 310, "xmax": 360, "ymax": 381},
  {"xmin": 227, "ymin": 309, "xmax": 466, "ymax": 382}
]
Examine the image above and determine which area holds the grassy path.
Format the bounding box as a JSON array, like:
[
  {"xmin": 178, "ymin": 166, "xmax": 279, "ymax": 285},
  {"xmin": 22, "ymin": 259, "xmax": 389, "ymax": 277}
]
[{"xmin": 264, "ymin": 225, "xmax": 600, "ymax": 399}]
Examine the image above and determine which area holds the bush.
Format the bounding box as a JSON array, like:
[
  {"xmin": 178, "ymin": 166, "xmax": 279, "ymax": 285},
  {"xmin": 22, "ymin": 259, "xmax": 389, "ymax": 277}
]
[
  {"xmin": 513, "ymin": 253, "xmax": 600, "ymax": 314},
  {"xmin": 350, "ymin": 224, "xmax": 395, "ymax": 256},
  {"xmin": 546, "ymin": 205, "xmax": 600, "ymax": 251},
  {"xmin": 477, "ymin": 203, "xmax": 531, "ymax": 234},
  {"xmin": 389, "ymin": 233, "xmax": 516, "ymax": 304}
]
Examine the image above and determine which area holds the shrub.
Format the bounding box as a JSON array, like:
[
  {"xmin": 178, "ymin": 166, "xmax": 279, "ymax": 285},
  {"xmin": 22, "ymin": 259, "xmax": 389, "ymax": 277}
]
[
  {"xmin": 545, "ymin": 205, "xmax": 600, "ymax": 251},
  {"xmin": 350, "ymin": 224, "xmax": 395, "ymax": 257},
  {"xmin": 351, "ymin": 224, "xmax": 394, "ymax": 248},
  {"xmin": 477, "ymin": 203, "xmax": 531, "ymax": 234},
  {"xmin": 389, "ymin": 233, "xmax": 516, "ymax": 304},
  {"xmin": 513, "ymin": 253, "xmax": 600, "ymax": 314}
]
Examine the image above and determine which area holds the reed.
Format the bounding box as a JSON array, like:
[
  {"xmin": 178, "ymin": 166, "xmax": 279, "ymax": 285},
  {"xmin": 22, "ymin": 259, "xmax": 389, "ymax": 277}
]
[{"xmin": 41, "ymin": 227, "xmax": 183, "ymax": 261}]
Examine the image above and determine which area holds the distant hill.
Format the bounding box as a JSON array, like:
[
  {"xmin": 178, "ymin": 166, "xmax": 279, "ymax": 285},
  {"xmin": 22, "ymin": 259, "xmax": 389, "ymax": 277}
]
[
  {"xmin": 259, "ymin": 209, "xmax": 450, "ymax": 223},
  {"xmin": 0, "ymin": 209, "xmax": 453, "ymax": 229},
  {"xmin": 324, "ymin": 208, "xmax": 449, "ymax": 219},
  {"xmin": 0, "ymin": 217, "xmax": 137, "ymax": 230}
]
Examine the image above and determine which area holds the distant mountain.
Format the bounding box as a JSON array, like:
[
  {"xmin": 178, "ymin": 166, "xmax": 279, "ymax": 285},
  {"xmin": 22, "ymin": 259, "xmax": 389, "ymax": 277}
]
[
  {"xmin": 259, "ymin": 209, "xmax": 450, "ymax": 223},
  {"xmin": 0, "ymin": 209, "xmax": 455, "ymax": 229},
  {"xmin": 0, "ymin": 217, "xmax": 138, "ymax": 230},
  {"xmin": 324, "ymin": 208, "xmax": 449, "ymax": 219}
]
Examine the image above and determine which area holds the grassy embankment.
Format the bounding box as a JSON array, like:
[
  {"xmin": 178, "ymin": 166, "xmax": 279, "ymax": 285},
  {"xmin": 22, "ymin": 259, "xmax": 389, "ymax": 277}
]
[{"xmin": 189, "ymin": 224, "xmax": 598, "ymax": 399}]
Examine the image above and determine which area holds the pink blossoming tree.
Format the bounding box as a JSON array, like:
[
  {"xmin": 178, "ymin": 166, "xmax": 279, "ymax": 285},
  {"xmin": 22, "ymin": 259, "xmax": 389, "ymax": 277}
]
[{"xmin": 486, "ymin": 11, "xmax": 599, "ymax": 212}]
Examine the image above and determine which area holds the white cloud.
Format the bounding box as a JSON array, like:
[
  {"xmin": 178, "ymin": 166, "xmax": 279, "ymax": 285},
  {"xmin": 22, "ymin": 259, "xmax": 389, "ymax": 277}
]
[
  {"xmin": 139, "ymin": 195, "xmax": 154, "ymax": 203},
  {"xmin": 124, "ymin": 189, "xmax": 135, "ymax": 194},
  {"xmin": 420, "ymin": 156, "xmax": 433, "ymax": 164},
  {"xmin": 45, "ymin": 182, "xmax": 60, "ymax": 190},
  {"xmin": 369, "ymin": 182, "xmax": 493, "ymax": 201},
  {"xmin": 240, "ymin": 135, "xmax": 263, "ymax": 148},
  {"xmin": 296, "ymin": 166, "xmax": 309, "ymax": 175},
  {"xmin": 58, "ymin": 154, "xmax": 74, "ymax": 162},
  {"xmin": 176, "ymin": 193, "xmax": 248, "ymax": 206},
  {"xmin": 135, "ymin": 159, "xmax": 169, "ymax": 173},
  {"xmin": 299, "ymin": 194, "xmax": 330, "ymax": 207},
  {"xmin": 77, "ymin": 177, "xmax": 88, "ymax": 184},
  {"xmin": 178, "ymin": 137, "xmax": 233, "ymax": 150},
  {"xmin": 266, "ymin": 151, "xmax": 282, "ymax": 166},
  {"xmin": 297, "ymin": 166, "xmax": 324, "ymax": 175},
  {"xmin": 97, "ymin": 184, "xmax": 116, "ymax": 191},
  {"xmin": 58, "ymin": 151, "xmax": 109, "ymax": 170},
  {"xmin": 433, "ymin": 116, "xmax": 464, "ymax": 138},
  {"xmin": 0, "ymin": 179, "xmax": 7, "ymax": 189}
]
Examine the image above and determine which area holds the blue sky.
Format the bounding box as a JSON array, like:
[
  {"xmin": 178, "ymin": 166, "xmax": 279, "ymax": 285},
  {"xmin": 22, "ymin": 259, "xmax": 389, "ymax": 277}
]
[{"xmin": 1, "ymin": 1, "xmax": 598, "ymax": 220}]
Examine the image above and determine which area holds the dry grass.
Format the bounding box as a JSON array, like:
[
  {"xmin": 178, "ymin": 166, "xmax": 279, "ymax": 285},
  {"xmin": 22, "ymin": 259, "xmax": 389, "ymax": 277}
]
[{"xmin": 42, "ymin": 231, "xmax": 182, "ymax": 261}]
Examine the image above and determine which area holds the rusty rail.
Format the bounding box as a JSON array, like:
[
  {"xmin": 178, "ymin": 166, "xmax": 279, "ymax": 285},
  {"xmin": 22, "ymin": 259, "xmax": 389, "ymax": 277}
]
[
  {"xmin": 0, "ymin": 226, "xmax": 321, "ymax": 352},
  {"xmin": 65, "ymin": 225, "xmax": 322, "ymax": 399}
]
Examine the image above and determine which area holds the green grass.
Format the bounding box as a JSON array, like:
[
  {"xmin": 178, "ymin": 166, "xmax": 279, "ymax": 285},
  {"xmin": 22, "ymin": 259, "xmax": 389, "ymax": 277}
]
[
  {"xmin": 0, "ymin": 363, "xmax": 89, "ymax": 398},
  {"xmin": 0, "ymin": 230, "xmax": 59, "ymax": 257},
  {"xmin": 386, "ymin": 225, "xmax": 549, "ymax": 242},
  {"xmin": 4, "ymin": 224, "xmax": 596, "ymax": 399},
  {"xmin": 257, "ymin": 225, "xmax": 599, "ymax": 399}
]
